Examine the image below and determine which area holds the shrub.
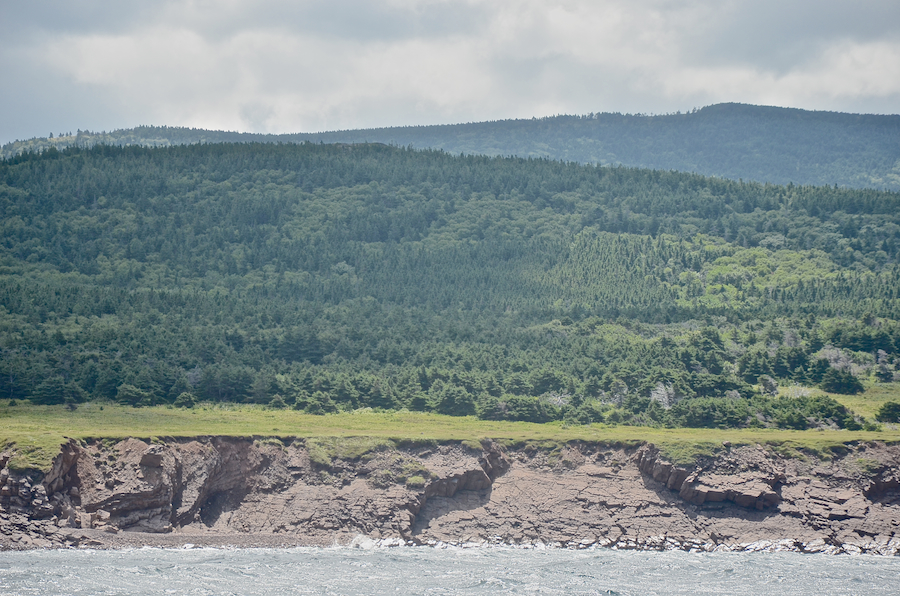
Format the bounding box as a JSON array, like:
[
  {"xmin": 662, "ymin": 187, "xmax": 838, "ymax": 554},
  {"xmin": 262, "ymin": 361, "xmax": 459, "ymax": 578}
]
[
  {"xmin": 564, "ymin": 400, "xmax": 606, "ymax": 425},
  {"xmin": 669, "ymin": 397, "xmax": 750, "ymax": 428},
  {"xmin": 30, "ymin": 377, "xmax": 87, "ymax": 406},
  {"xmin": 774, "ymin": 409, "xmax": 808, "ymax": 430},
  {"xmin": 875, "ymin": 401, "xmax": 900, "ymax": 423},
  {"xmin": 477, "ymin": 394, "xmax": 558, "ymax": 422},
  {"xmin": 476, "ymin": 395, "xmax": 509, "ymax": 421},
  {"xmin": 116, "ymin": 384, "xmax": 153, "ymax": 407},
  {"xmin": 268, "ymin": 394, "xmax": 288, "ymax": 409},
  {"xmin": 820, "ymin": 368, "xmax": 864, "ymax": 394},
  {"xmin": 174, "ymin": 392, "xmax": 197, "ymax": 408},
  {"xmin": 305, "ymin": 391, "xmax": 337, "ymax": 414},
  {"xmin": 435, "ymin": 385, "xmax": 476, "ymax": 417},
  {"xmin": 505, "ymin": 395, "xmax": 557, "ymax": 423}
]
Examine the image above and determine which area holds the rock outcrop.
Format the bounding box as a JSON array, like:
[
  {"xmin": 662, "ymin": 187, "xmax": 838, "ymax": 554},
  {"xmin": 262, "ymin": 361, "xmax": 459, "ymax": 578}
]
[
  {"xmin": 636, "ymin": 444, "xmax": 783, "ymax": 509},
  {"xmin": 2, "ymin": 437, "xmax": 899, "ymax": 554}
]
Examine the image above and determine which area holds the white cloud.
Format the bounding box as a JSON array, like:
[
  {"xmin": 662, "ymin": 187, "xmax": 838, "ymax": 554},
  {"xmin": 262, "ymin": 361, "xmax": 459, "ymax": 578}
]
[
  {"xmin": 658, "ymin": 39, "xmax": 900, "ymax": 110},
  {"xmin": 2, "ymin": 0, "xmax": 898, "ymax": 142}
]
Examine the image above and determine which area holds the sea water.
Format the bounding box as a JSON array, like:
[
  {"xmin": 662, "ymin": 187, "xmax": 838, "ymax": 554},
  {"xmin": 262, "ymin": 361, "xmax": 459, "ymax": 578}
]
[{"xmin": 2, "ymin": 546, "xmax": 898, "ymax": 595}]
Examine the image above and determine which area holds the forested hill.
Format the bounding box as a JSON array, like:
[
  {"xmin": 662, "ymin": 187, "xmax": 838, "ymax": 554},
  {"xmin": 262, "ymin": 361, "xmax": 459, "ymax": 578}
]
[
  {"xmin": 1, "ymin": 143, "xmax": 899, "ymax": 428},
  {"xmin": 3, "ymin": 103, "xmax": 899, "ymax": 191}
]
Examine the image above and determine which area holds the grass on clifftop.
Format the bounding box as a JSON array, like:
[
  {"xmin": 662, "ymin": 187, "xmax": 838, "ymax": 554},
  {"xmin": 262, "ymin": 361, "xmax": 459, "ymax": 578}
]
[{"xmin": 2, "ymin": 386, "xmax": 899, "ymax": 472}]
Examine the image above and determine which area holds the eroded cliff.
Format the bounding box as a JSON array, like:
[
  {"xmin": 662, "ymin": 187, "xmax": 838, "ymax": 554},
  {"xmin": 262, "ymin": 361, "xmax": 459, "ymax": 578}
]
[{"xmin": 2, "ymin": 437, "xmax": 899, "ymax": 553}]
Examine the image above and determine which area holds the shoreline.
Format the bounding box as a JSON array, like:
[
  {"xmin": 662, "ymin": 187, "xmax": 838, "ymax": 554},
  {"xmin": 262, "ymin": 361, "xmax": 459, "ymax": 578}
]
[{"xmin": 5, "ymin": 528, "xmax": 899, "ymax": 556}]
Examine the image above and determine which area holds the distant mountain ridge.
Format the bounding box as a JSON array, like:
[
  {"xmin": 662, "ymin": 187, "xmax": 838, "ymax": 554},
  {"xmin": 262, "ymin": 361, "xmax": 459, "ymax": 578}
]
[{"xmin": 4, "ymin": 103, "xmax": 899, "ymax": 191}]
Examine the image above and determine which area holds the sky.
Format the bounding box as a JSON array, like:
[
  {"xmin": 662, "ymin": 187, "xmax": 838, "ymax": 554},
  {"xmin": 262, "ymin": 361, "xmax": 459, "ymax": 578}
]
[{"xmin": 2, "ymin": 0, "xmax": 899, "ymax": 144}]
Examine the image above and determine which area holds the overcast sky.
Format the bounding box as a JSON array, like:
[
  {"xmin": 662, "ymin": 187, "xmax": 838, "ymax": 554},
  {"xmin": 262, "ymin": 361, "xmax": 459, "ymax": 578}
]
[{"xmin": 2, "ymin": 0, "xmax": 899, "ymax": 144}]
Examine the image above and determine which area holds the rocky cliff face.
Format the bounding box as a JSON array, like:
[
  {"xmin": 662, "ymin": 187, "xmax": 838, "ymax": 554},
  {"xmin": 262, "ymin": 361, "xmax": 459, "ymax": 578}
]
[{"xmin": 2, "ymin": 437, "xmax": 899, "ymax": 554}]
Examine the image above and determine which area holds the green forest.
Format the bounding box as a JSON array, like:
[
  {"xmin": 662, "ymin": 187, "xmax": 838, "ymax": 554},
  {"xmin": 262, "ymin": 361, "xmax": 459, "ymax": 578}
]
[
  {"xmin": 4, "ymin": 103, "xmax": 899, "ymax": 191},
  {"xmin": 1, "ymin": 142, "xmax": 899, "ymax": 430}
]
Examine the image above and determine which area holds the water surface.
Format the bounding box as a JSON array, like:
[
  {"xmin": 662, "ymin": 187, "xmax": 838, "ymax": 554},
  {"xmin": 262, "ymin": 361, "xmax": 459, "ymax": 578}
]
[{"xmin": 2, "ymin": 546, "xmax": 897, "ymax": 595}]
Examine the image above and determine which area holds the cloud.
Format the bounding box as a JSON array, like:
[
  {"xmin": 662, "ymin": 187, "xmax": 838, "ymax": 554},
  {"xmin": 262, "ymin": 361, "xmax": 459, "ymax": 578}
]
[{"xmin": 2, "ymin": 0, "xmax": 898, "ymax": 143}]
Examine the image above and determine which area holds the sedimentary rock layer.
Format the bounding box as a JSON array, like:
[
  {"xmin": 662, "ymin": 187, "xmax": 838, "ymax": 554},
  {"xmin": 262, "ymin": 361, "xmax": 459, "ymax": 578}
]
[{"xmin": 2, "ymin": 437, "xmax": 899, "ymax": 553}]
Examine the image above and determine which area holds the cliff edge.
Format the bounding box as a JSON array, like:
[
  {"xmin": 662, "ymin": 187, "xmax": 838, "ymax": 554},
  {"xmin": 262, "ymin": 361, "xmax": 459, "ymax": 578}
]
[{"xmin": 2, "ymin": 437, "xmax": 899, "ymax": 553}]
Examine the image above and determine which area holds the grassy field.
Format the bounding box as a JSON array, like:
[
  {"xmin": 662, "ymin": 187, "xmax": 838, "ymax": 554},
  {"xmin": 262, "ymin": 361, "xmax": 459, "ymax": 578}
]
[
  {"xmin": 829, "ymin": 382, "xmax": 899, "ymax": 420},
  {"xmin": 2, "ymin": 384, "xmax": 899, "ymax": 472},
  {"xmin": 773, "ymin": 381, "xmax": 899, "ymax": 420}
]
